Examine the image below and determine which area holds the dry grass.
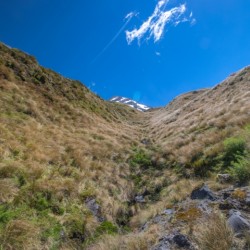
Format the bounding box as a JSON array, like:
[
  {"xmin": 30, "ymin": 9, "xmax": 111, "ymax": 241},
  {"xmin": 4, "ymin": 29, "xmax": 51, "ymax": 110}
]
[
  {"xmin": 0, "ymin": 43, "xmax": 249, "ymax": 249},
  {"xmin": 147, "ymin": 67, "xmax": 250, "ymax": 169},
  {"xmin": 0, "ymin": 178, "xmax": 18, "ymax": 203},
  {"xmin": 0, "ymin": 43, "xmax": 145, "ymax": 248},
  {"xmin": 88, "ymin": 224, "xmax": 160, "ymax": 250},
  {"xmin": 1, "ymin": 220, "xmax": 41, "ymax": 250},
  {"xmin": 129, "ymin": 178, "xmax": 201, "ymax": 229},
  {"xmin": 193, "ymin": 213, "xmax": 234, "ymax": 250}
]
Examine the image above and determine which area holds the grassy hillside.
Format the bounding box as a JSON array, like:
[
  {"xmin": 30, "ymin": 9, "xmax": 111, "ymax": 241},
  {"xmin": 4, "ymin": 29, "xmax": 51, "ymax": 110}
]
[
  {"xmin": 0, "ymin": 43, "xmax": 250, "ymax": 249},
  {"xmin": 0, "ymin": 43, "xmax": 146, "ymax": 249},
  {"xmin": 147, "ymin": 68, "xmax": 250, "ymax": 176}
]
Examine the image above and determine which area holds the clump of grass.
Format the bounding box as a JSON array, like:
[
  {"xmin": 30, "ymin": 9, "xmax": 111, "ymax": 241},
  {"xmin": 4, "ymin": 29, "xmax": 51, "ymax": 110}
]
[
  {"xmin": 0, "ymin": 219, "xmax": 41, "ymax": 250},
  {"xmin": 231, "ymin": 189, "xmax": 247, "ymax": 200},
  {"xmin": 244, "ymin": 231, "xmax": 250, "ymax": 249},
  {"xmin": 193, "ymin": 213, "xmax": 233, "ymax": 250},
  {"xmin": 89, "ymin": 225, "xmax": 159, "ymax": 250},
  {"xmin": 0, "ymin": 179, "xmax": 18, "ymax": 203}
]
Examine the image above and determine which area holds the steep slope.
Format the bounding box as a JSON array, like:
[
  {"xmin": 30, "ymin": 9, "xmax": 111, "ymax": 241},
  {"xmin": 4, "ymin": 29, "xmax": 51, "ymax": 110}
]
[
  {"xmin": 0, "ymin": 43, "xmax": 146, "ymax": 249},
  {"xmin": 90, "ymin": 68, "xmax": 250, "ymax": 250},
  {"xmin": 0, "ymin": 42, "xmax": 250, "ymax": 250},
  {"xmin": 145, "ymin": 67, "xmax": 250, "ymax": 174}
]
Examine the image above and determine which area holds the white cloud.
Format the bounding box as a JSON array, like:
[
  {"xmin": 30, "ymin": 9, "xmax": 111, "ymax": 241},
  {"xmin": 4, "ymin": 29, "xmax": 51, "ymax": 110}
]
[
  {"xmin": 126, "ymin": 0, "xmax": 193, "ymax": 44},
  {"xmin": 125, "ymin": 11, "xmax": 138, "ymax": 20}
]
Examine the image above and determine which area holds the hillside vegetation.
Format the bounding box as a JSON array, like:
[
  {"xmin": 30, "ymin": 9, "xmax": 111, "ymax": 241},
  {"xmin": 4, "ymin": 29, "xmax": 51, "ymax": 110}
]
[{"xmin": 0, "ymin": 43, "xmax": 250, "ymax": 249}]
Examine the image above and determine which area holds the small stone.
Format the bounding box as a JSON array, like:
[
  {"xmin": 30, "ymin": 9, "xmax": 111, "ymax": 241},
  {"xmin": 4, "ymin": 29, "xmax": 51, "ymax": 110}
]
[
  {"xmin": 141, "ymin": 138, "xmax": 151, "ymax": 145},
  {"xmin": 135, "ymin": 195, "xmax": 145, "ymax": 203},
  {"xmin": 60, "ymin": 230, "xmax": 66, "ymax": 240},
  {"xmin": 163, "ymin": 209, "xmax": 174, "ymax": 215},
  {"xmin": 85, "ymin": 198, "xmax": 104, "ymax": 222},
  {"xmin": 246, "ymin": 197, "xmax": 250, "ymax": 206},
  {"xmin": 245, "ymin": 191, "xmax": 250, "ymax": 205}
]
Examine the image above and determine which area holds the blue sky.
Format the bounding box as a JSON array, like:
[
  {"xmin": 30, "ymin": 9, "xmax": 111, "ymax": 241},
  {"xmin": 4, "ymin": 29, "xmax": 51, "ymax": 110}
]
[{"xmin": 0, "ymin": 0, "xmax": 249, "ymax": 107}]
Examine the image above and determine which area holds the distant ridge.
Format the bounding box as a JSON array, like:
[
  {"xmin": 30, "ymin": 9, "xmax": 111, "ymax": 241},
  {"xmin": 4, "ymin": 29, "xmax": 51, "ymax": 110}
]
[{"xmin": 110, "ymin": 96, "xmax": 150, "ymax": 112}]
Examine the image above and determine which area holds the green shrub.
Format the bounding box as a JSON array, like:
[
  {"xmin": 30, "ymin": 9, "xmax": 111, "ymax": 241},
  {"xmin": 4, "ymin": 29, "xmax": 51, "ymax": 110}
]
[
  {"xmin": 130, "ymin": 149, "xmax": 151, "ymax": 169},
  {"xmin": 223, "ymin": 137, "xmax": 246, "ymax": 166},
  {"xmin": 229, "ymin": 155, "xmax": 250, "ymax": 185}
]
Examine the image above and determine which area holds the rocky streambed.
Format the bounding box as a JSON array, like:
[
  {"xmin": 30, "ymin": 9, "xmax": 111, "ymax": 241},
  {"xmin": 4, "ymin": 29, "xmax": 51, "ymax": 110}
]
[{"xmin": 138, "ymin": 184, "xmax": 250, "ymax": 249}]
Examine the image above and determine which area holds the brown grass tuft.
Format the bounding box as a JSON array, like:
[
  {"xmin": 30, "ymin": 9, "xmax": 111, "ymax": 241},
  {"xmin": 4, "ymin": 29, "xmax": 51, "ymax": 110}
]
[
  {"xmin": 1, "ymin": 220, "xmax": 41, "ymax": 250},
  {"xmin": 193, "ymin": 213, "xmax": 233, "ymax": 250}
]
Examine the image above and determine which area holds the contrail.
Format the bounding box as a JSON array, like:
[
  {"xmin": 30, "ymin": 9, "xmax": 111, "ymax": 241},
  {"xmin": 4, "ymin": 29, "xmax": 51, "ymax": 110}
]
[{"xmin": 90, "ymin": 12, "xmax": 137, "ymax": 65}]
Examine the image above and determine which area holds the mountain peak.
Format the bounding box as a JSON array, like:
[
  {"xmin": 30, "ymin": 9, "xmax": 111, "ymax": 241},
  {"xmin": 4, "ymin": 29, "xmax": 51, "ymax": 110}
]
[{"xmin": 110, "ymin": 96, "xmax": 151, "ymax": 112}]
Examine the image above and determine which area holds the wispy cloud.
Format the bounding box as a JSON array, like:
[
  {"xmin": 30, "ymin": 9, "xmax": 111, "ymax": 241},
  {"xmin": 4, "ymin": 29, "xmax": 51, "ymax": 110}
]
[
  {"xmin": 125, "ymin": 11, "xmax": 138, "ymax": 20},
  {"xmin": 126, "ymin": 0, "xmax": 195, "ymax": 44},
  {"xmin": 90, "ymin": 12, "xmax": 137, "ymax": 64}
]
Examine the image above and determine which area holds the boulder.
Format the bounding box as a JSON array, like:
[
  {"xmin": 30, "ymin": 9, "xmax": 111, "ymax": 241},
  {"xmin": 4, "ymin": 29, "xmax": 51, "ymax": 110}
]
[
  {"xmin": 228, "ymin": 210, "xmax": 250, "ymax": 233},
  {"xmin": 191, "ymin": 185, "xmax": 216, "ymax": 201}
]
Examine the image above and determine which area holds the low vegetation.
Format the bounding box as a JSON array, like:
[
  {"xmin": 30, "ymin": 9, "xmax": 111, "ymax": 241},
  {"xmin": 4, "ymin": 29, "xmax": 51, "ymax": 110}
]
[
  {"xmin": 0, "ymin": 43, "xmax": 249, "ymax": 249},
  {"xmin": 194, "ymin": 213, "xmax": 234, "ymax": 250}
]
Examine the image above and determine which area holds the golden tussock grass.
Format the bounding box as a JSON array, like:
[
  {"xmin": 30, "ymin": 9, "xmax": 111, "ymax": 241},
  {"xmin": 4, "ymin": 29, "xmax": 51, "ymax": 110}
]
[
  {"xmin": 1, "ymin": 220, "xmax": 41, "ymax": 250},
  {"xmin": 0, "ymin": 178, "xmax": 18, "ymax": 203},
  {"xmin": 0, "ymin": 43, "xmax": 249, "ymax": 249},
  {"xmin": 88, "ymin": 224, "xmax": 160, "ymax": 250},
  {"xmin": 0, "ymin": 43, "xmax": 145, "ymax": 248},
  {"xmin": 147, "ymin": 67, "xmax": 250, "ymax": 166},
  {"xmin": 193, "ymin": 213, "xmax": 234, "ymax": 250}
]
